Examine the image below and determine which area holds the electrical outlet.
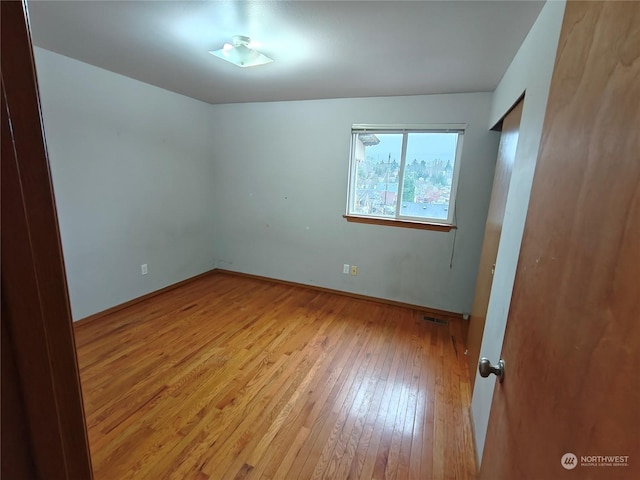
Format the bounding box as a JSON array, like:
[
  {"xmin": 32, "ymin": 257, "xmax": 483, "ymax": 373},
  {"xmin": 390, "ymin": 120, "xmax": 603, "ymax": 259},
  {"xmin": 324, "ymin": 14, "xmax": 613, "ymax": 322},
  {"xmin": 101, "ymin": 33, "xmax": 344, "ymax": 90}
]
[
  {"xmin": 350, "ymin": 265, "xmax": 358, "ymax": 276},
  {"xmin": 343, "ymin": 264, "xmax": 350, "ymax": 274},
  {"xmin": 141, "ymin": 264, "xmax": 148, "ymax": 275}
]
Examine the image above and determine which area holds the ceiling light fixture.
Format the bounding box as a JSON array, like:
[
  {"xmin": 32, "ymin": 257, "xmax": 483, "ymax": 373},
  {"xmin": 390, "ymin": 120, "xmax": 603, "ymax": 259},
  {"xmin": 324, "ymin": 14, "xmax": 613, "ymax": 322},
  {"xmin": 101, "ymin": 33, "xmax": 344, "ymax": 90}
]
[{"xmin": 209, "ymin": 35, "xmax": 273, "ymax": 68}]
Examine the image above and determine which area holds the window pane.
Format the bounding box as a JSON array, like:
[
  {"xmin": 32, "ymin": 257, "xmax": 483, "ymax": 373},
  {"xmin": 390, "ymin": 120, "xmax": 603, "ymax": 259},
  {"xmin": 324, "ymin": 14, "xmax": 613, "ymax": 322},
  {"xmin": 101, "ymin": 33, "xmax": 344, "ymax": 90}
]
[
  {"xmin": 352, "ymin": 133, "xmax": 403, "ymax": 217},
  {"xmin": 400, "ymin": 132, "xmax": 458, "ymax": 220}
]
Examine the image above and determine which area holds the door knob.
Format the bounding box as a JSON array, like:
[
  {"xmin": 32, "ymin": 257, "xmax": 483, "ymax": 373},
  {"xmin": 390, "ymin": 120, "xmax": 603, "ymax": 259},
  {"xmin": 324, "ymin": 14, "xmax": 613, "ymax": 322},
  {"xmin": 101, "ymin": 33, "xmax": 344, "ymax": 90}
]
[{"xmin": 479, "ymin": 357, "xmax": 505, "ymax": 382}]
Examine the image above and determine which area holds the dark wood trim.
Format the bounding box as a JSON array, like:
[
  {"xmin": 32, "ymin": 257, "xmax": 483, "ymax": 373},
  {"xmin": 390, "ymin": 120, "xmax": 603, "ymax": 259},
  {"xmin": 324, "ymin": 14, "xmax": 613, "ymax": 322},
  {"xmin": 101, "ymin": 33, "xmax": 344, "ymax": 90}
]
[
  {"xmin": 215, "ymin": 269, "xmax": 464, "ymax": 321},
  {"xmin": 76, "ymin": 268, "xmax": 462, "ymax": 327},
  {"xmin": 1, "ymin": 302, "xmax": 38, "ymax": 479},
  {"xmin": 75, "ymin": 270, "xmax": 218, "ymax": 327},
  {"xmin": 1, "ymin": 1, "xmax": 93, "ymax": 478},
  {"xmin": 343, "ymin": 214, "xmax": 456, "ymax": 232}
]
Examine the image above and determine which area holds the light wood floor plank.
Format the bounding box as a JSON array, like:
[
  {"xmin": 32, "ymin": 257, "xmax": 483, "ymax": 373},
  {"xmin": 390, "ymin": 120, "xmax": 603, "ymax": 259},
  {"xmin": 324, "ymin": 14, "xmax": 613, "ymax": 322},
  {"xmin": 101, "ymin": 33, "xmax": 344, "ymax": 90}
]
[{"xmin": 74, "ymin": 272, "xmax": 477, "ymax": 479}]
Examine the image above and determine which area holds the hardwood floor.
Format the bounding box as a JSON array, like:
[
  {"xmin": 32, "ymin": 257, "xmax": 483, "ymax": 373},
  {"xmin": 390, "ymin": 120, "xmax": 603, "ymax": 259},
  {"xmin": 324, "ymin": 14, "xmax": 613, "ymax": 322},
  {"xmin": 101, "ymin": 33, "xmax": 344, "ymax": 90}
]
[{"xmin": 74, "ymin": 272, "xmax": 477, "ymax": 480}]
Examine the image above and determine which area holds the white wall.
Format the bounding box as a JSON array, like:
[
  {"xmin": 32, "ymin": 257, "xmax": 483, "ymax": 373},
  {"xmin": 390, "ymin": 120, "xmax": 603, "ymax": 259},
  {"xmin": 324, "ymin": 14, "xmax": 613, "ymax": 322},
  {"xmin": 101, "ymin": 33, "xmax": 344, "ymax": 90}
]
[
  {"xmin": 35, "ymin": 49, "xmax": 500, "ymax": 319},
  {"xmin": 208, "ymin": 93, "xmax": 500, "ymax": 313},
  {"xmin": 471, "ymin": 0, "xmax": 566, "ymax": 462},
  {"xmin": 35, "ymin": 48, "xmax": 217, "ymax": 320}
]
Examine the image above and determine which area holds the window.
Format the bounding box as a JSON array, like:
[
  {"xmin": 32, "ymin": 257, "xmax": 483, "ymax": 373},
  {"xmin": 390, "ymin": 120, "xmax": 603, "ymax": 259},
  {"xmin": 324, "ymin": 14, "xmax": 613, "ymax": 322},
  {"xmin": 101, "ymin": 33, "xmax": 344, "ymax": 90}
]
[{"xmin": 346, "ymin": 124, "xmax": 465, "ymax": 229}]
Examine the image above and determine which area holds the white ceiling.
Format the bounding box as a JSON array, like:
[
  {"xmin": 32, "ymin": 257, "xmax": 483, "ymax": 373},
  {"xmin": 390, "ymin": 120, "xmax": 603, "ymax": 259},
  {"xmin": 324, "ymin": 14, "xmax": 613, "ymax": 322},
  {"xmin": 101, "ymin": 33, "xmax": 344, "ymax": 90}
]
[{"xmin": 27, "ymin": 0, "xmax": 544, "ymax": 105}]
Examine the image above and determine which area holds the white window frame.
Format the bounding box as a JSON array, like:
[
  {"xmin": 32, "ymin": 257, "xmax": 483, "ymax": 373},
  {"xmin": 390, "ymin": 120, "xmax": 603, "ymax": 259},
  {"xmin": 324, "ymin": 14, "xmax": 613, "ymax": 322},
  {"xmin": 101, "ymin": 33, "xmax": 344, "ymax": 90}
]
[{"xmin": 346, "ymin": 124, "xmax": 466, "ymax": 227}]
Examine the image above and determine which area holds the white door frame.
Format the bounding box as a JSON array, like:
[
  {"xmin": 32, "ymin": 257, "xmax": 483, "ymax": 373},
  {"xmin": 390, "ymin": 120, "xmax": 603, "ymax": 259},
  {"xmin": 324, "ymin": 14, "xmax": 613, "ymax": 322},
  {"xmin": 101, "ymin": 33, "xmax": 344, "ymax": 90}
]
[{"xmin": 470, "ymin": 0, "xmax": 566, "ymax": 464}]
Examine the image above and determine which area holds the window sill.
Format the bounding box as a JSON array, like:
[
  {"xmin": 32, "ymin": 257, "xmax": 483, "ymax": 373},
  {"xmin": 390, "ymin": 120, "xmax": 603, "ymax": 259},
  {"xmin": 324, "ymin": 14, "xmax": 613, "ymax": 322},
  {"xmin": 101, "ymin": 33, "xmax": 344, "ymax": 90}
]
[{"xmin": 343, "ymin": 214, "xmax": 456, "ymax": 232}]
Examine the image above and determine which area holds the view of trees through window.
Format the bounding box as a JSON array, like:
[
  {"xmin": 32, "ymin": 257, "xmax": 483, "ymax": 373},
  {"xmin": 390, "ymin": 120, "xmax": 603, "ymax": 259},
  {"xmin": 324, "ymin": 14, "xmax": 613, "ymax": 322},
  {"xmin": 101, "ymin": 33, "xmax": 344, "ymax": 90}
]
[{"xmin": 350, "ymin": 130, "xmax": 461, "ymax": 222}]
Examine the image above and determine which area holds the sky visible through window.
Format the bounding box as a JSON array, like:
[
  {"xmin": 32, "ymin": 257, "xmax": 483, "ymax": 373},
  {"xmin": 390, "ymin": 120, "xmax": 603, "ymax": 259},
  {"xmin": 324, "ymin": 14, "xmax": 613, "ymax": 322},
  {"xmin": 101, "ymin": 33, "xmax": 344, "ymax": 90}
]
[{"xmin": 366, "ymin": 133, "xmax": 457, "ymax": 164}]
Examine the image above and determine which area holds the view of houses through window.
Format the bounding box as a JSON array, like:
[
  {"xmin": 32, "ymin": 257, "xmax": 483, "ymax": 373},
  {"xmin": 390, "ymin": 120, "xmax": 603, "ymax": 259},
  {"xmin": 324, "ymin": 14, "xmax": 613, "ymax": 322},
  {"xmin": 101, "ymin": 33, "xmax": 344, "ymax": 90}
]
[{"xmin": 348, "ymin": 128, "xmax": 463, "ymax": 224}]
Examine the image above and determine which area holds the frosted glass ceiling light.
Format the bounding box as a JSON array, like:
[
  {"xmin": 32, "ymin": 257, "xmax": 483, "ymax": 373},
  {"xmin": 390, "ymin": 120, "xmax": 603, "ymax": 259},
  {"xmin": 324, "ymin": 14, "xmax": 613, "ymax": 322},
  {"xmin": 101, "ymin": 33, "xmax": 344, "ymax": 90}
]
[{"xmin": 209, "ymin": 35, "xmax": 273, "ymax": 68}]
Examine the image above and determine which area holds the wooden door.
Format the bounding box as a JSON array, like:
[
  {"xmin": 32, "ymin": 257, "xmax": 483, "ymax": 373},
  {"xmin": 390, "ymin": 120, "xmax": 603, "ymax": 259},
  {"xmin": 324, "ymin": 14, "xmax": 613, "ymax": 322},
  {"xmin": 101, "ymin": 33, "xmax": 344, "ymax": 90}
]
[
  {"xmin": 1, "ymin": 1, "xmax": 93, "ymax": 478},
  {"xmin": 466, "ymin": 100, "xmax": 523, "ymax": 387},
  {"xmin": 480, "ymin": 2, "xmax": 639, "ymax": 479}
]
